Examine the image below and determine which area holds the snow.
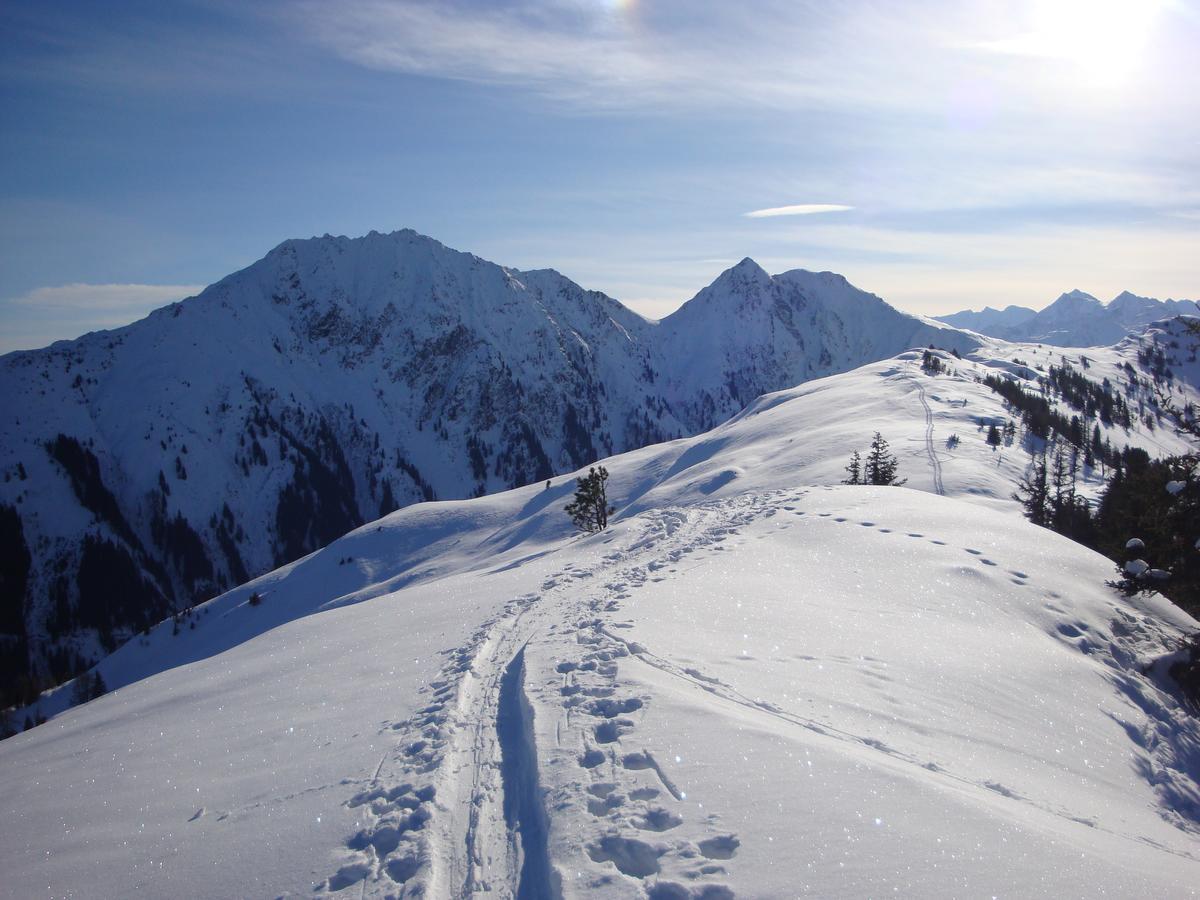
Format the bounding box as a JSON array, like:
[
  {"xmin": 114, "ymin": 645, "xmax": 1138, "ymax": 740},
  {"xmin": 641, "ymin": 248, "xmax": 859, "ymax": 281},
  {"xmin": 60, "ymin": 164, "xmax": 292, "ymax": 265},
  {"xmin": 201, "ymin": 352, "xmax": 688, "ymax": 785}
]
[
  {"xmin": 3, "ymin": 342, "xmax": 1199, "ymax": 897},
  {"xmin": 937, "ymin": 290, "xmax": 1200, "ymax": 347}
]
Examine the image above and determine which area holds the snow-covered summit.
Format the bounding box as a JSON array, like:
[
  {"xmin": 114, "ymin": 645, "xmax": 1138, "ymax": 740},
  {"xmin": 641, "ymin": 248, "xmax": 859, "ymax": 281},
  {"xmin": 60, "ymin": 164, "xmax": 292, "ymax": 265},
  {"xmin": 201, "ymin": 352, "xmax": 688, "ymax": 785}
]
[{"xmin": 937, "ymin": 287, "xmax": 1199, "ymax": 347}]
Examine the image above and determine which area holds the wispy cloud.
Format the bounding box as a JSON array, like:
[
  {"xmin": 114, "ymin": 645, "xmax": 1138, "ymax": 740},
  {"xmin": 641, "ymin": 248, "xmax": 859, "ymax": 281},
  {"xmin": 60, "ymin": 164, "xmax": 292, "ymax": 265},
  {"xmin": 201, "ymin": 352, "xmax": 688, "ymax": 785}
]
[
  {"xmin": 744, "ymin": 204, "xmax": 854, "ymax": 218},
  {"xmin": 1, "ymin": 283, "xmax": 204, "ymax": 354},
  {"xmin": 9, "ymin": 282, "xmax": 203, "ymax": 313},
  {"xmin": 284, "ymin": 0, "xmax": 954, "ymax": 111}
]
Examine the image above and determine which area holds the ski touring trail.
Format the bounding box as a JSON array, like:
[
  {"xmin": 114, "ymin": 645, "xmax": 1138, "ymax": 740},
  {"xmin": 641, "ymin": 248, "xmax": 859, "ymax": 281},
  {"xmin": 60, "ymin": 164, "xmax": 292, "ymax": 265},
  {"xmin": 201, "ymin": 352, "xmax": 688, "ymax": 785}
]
[
  {"xmin": 910, "ymin": 373, "xmax": 945, "ymax": 496},
  {"xmin": 314, "ymin": 487, "xmax": 1199, "ymax": 897},
  {"xmin": 314, "ymin": 493, "xmax": 781, "ymax": 898}
]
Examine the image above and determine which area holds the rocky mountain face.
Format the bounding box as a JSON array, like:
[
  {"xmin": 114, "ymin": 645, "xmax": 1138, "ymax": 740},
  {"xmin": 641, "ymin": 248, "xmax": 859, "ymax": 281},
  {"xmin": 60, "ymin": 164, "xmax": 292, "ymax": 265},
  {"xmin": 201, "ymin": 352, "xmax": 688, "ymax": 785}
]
[
  {"xmin": 937, "ymin": 290, "xmax": 1198, "ymax": 346},
  {"xmin": 0, "ymin": 229, "xmax": 977, "ymax": 700}
]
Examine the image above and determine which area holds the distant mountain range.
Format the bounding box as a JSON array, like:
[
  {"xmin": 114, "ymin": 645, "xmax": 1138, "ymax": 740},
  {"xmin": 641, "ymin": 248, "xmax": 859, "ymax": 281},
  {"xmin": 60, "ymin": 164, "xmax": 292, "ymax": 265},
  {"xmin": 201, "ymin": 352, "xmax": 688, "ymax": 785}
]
[
  {"xmin": 0, "ymin": 229, "xmax": 978, "ymax": 699},
  {"xmin": 936, "ymin": 290, "xmax": 1198, "ymax": 346}
]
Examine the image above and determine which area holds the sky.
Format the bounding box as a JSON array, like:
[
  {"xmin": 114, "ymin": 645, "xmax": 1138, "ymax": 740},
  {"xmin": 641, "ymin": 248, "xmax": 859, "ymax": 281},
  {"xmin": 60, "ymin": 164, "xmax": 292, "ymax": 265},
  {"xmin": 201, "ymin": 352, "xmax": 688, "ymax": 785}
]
[{"xmin": 1, "ymin": 0, "xmax": 1198, "ymax": 352}]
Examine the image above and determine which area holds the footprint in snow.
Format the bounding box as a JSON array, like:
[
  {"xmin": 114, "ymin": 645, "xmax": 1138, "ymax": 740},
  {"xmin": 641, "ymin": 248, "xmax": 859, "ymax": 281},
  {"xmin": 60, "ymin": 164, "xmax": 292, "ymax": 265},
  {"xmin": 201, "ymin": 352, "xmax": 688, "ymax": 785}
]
[
  {"xmin": 697, "ymin": 834, "xmax": 740, "ymax": 860},
  {"xmin": 580, "ymin": 749, "xmax": 607, "ymax": 768},
  {"xmin": 594, "ymin": 719, "xmax": 634, "ymax": 743},
  {"xmin": 588, "ymin": 793, "xmax": 624, "ymax": 817},
  {"xmin": 634, "ymin": 807, "xmax": 684, "ymax": 832},
  {"xmin": 586, "ymin": 834, "xmax": 663, "ymax": 878}
]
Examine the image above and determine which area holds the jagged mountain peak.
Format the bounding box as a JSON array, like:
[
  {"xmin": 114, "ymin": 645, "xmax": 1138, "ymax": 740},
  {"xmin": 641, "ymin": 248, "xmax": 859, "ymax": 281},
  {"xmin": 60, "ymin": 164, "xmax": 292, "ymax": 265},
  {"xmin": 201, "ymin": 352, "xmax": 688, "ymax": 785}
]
[
  {"xmin": 1050, "ymin": 288, "xmax": 1103, "ymax": 307},
  {"xmin": 710, "ymin": 256, "xmax": 773, "ymax": 290},
  {"xmin": 731, "ymin": 255, "xmax": 769, "ymax": 275},
  {"xmin": 1109, "ymin": 289, "xmax": 1148, "ymax": 306},
  {"xmin": 935, "ymin": 285, "xmax": 1197, "ymax": 348}
]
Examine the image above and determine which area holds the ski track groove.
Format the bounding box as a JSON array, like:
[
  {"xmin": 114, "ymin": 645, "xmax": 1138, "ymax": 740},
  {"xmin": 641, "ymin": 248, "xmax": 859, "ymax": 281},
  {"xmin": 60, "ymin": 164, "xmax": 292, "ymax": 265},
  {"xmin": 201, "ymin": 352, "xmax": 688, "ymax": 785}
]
[{"xmin": 912, "ymin": 374, "xmax": 945, "ymax": 495}]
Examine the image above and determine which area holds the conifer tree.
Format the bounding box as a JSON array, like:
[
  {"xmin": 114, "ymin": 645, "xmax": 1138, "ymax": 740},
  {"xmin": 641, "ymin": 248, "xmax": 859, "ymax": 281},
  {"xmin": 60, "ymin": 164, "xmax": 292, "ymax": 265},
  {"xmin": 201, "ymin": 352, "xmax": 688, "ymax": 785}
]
[
  {"xmin": 843, "ymin": 450, "xmax": 862, "ymax": 485},
  {"xmin": 565, "ymin": 466, "xmax": 614, "ymax": 533},
  {"xmin": 864, "ymin": 433, "xmax": 906, "ymax": 486},
  {"xmin": 1014, "ymin": 453, "xmax": 1050, "ymax": 527}
]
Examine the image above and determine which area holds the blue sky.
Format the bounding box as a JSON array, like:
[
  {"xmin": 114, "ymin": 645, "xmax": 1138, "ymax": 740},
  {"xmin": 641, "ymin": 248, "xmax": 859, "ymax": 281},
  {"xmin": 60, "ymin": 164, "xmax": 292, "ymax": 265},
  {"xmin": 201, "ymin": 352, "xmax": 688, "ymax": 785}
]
[{"xmin": 1, "ymin": 0, "xmax": 1197, "ymax": 351}]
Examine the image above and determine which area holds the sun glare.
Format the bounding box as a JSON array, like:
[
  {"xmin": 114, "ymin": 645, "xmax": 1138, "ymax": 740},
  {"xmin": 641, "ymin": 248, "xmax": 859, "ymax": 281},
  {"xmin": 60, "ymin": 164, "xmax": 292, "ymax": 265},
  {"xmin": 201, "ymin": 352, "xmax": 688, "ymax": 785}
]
[{"xmin": 993, "ymin": 0, "xmax": 1164, "ymax": 85}]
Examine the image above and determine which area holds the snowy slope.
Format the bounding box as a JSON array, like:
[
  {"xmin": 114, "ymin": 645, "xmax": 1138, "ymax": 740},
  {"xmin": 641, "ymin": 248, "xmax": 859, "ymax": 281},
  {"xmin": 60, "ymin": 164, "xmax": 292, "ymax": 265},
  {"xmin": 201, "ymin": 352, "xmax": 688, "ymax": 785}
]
[
  {"xmin": 937, "ymin": 290, "xmax": 1199, "ymax": 347},
  {"xmin": 1, "ymin": 230, "xmax": 986, "ymax": 698},
  {"xmin": 2, "ymin": 342, "xmax": 1199, "ymax": 898}
]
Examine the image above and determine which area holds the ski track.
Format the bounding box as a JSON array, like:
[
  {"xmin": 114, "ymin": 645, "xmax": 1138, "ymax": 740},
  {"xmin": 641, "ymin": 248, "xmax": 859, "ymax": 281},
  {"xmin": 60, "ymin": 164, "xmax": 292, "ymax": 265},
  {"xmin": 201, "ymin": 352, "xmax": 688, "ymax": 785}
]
[
  {"xmin": 318, "ymin": 488, "xmax": 1199, "ymax": 897},
  {"xmin": 911, "ymin": 372, "xmax": 945, "ymax": 496}
]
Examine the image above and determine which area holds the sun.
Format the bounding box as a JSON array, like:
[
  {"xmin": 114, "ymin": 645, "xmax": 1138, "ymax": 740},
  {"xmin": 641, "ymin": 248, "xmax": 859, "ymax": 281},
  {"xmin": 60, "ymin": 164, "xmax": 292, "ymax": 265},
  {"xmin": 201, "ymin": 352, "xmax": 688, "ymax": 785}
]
[{"xmin": 991, "ymin": 0, "xmax": 1164, "ymax": 85}]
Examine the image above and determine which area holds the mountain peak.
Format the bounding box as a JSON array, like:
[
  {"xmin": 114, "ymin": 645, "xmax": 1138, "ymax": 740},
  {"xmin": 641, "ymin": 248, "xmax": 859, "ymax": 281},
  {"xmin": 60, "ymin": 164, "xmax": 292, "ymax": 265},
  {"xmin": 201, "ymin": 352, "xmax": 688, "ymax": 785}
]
[
  {"xmin": 729, "ymin": 257, "xmax": 770, "ymax": 279},
  {"xmin": 681, "ymin": 257, "xmax": 773, "ymax": 310},
  {"xmin": 1056, "ymin": 289, "xmax": 1101, "ymax": 303}
]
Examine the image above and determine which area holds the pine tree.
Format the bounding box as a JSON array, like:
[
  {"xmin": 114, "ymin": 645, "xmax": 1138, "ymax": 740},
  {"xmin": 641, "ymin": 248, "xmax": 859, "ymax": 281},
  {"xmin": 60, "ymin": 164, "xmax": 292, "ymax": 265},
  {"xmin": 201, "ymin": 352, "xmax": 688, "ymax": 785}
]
[
  {"xmin": 864, "ymin": 433, "xmax": 906, "ymax": 486},
  {"xmin": 1014, "ymin": 453, "xmax": 1050, "ymax": 527},
  {"xmin": 986, "ymin": 424, "xmax": 1002, "ymax": 448},
  {"xmin": 565, "ymin": 466, "xmax": 614, "ymax": 533},
  {"xmin": 843, "ymin": 450, "xmax": 862, "ymax": 485}
]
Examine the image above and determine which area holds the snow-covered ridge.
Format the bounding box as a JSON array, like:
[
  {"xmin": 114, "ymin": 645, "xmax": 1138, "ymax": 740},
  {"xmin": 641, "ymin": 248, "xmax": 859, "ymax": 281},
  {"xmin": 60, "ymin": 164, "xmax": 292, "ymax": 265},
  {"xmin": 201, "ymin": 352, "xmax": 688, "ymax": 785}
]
[
  {"xmin": 0, "ymin": 228, "xmax": 981, "ymax": 694},
  {"xmin": 2, "ymin": 340, "xmax": 1198, "ymax": 896},
  {"xmin": 937, "ymin": 288, "xmax": 1199, "ymax": 346}
]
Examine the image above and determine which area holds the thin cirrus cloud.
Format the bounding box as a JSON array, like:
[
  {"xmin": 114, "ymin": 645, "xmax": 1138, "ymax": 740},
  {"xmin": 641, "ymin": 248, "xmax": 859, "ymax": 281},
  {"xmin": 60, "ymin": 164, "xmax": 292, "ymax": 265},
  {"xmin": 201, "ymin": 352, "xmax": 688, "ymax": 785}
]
[
  {"xmin": 744, "ymin": 204, "xmax": 854, "ymax": 218},
  {"xmin": 1, "ymin": 283, "xmax": 205, "ymax": 354},
  {"xmin": 285, "ymin": 0, "xmax": 938, "ymax": 110}
]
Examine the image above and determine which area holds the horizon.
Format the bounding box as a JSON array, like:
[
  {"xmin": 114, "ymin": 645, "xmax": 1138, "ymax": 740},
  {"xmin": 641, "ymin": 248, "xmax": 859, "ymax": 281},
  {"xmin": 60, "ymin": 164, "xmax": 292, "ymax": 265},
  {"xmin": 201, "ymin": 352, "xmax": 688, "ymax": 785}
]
[
  {"xmin": 2, "ymin": 225, "xmax": 1196, "ymax": 354},
  {"xmin": 2, "ymin": 1, "xmax": 1197, "ymax": 351}
]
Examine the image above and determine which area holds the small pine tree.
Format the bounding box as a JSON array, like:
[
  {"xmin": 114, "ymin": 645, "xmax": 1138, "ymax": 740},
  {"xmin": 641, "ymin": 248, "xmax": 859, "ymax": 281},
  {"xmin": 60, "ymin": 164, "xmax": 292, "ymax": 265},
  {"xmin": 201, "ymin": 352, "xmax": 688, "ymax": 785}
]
[
  {"xmin": 986, "ymin": 424, "xmax": 1002, "ymax": 448},
  {"xmin": 565, "ymin": 466, "xmax": 614, "ymax": 533},
  {"xmin": 843, "ymin": 450, "xmax": 862, "ymax": 485},
  {"xmin": 864, "ymin": 433, "xmax": 906, "ymax": 486},
  {"xmin": 1014, "ymin": 453, "xmax": 1050, "ymax": 527},
  {"xmin": 248, "ymin": 591, "xmax": 262, "ymax": 606}
]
